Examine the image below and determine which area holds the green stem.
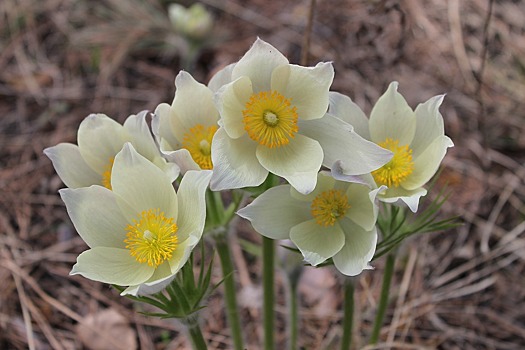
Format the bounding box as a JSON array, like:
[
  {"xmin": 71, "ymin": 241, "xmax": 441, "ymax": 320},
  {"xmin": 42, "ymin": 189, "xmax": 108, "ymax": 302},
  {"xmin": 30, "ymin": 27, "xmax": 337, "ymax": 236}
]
[
  {"xmin": 215, "ymin": 236, "xmax": 245, "ymax": 350},
  {"xmin": 340, "ymin": 279, "xmax": 354, "ymax": 350},
  {"xmin": 288, "ymin": 277, "xmax": 299, "ymax": 350},
  {"xmin": 369, "ymin": 253, "xmax": 396, "ymax": 344},
  {"xmin": 262, "ymin": 236, "xmax": 275, "ymax": 350},
  {"xmin": 186, "ymin": 317, "xmax": 208, "ymax": 350}
]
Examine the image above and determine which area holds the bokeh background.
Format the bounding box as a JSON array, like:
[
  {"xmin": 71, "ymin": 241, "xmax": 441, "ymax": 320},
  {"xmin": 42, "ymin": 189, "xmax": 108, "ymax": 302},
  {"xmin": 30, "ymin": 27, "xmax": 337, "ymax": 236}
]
[{"xmin": 1, "ymin": 0, "xmax": 524, "ymax": 349}]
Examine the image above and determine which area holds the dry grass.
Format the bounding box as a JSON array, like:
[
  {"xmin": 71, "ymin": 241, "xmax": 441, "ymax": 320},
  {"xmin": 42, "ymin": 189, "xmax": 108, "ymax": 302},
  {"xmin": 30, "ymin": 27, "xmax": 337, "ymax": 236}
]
[{"xmin": 1, "ymin": 0, "xmax": 524, "ymax": 349}]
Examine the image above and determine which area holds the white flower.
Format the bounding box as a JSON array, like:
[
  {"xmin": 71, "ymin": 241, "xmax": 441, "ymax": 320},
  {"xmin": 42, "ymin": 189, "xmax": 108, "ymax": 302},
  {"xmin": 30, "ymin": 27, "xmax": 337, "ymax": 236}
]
[
  {"xmin": 329, "ymin": 82, "xmax": 454, "ymax": 212},
  {"xmin": 238, "ymin": 172, "xmax": 383, "ymax": 276},
  {"xmin": 168, "ymin": 3, "xmax": 214, "ymax": 41},
  {"xmin": 153, "ymin": 71, "xmax": 219, "ymax": 173},
  {"xmin": 60, "ymin": 143, "xmax": 211, "ymax": 296},
  {"xmin": 44, "ymin": 111, "xmax": 179, "ymax": 189},
  {"xmin": 210, "ymin": 38, "xmax": 392, "ymax": 194}
]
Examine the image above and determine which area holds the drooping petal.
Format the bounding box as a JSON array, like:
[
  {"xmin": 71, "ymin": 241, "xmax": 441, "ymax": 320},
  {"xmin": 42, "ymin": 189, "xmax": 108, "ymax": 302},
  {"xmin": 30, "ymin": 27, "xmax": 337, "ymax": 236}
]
[
  {"xmin": 411, "ymin": 94, "xmax": 448, "ymax": 158},
  {"xmin": 333, "ymin": 218, "xmax": 377, "ymax": 276},
  {"xmin": 59, "ymin": 187, "xmax": 130, "ymax": 249},
  {"xmin": 77, "ymin": 114, "xmax": 131, "ymax": 173},
  {"xmin": 214, "ymin": 76, "xmax": 253, "ymax": 139},
  {"xmin": 256, "ymin": 134, "xmax": 323, "ymax": 195},
  {"xmin": 271, "ymin": 62, "xmax": 334, "ymax": 121},
  {"xmin": 175, "ymin": 170, "xmax": 212, "ymax": 242},
  {"xmin": 289, "ymin": 171, "xmax": 335, "ymax": 203},
  {"xmin": 210, "ymin": 128, "xmax": 268, "ymax": 191},
  {"xmin": 379, "ymin": 186, "xmax": 428, "ymax": 213},
  {"xmin": 328, "ymin": 92, "xmax": 370, "ymax": 139},
  {"xmin": 164, "ymin": 148, "xmax": 201, "ymax": 174},
  {"xmin": 71, "ymin": 247, "xmax": 154, "ymax": 286},
  {"xmin": 299, "ymin": 114, "xmax": 392, "ymax": 175},
  {"xmin": 369, "ymin": 82, "xmax": 416, "ymax": 146},
  {"xmin": 290, "ymin": 219, "xmax": 345, "ymax": 266},
  {"xmin": 44, "ymin": 143, "xmax": 101, "ymax": 188},
  {"xmin": 403, "ymin": 135, "xmax": 454, "ymax": 191},
  {"xmin": 172, "ymin": 71, "xmax": 219, "ymax": 128},
  {"xmin": 237, "ymin": 185, "xmax": 312, "ymax": 240},
  {"xmin": 208, "ymin": 62, "xmax": 235, "ymax": 92},
  {"xmin": 122, "ymin": 263, "xmax": 176, "ymax": 296},
  {"xmin": 111, "ymin": 143, "xmax": 178, "ymax": 219},
  {"xmin": 231, "ymin": 38, "xmax": 288, "ymax": 92},
  {"xmin": 345, "ymin": 183, "xmax": 380, "ymax": 231}
]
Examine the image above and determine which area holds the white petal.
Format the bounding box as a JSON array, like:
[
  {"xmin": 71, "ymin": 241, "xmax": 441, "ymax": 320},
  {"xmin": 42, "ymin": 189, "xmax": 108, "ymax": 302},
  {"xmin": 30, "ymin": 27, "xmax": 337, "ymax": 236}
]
[
  {"xmin": 44, "ymin": 143, "xmax": 101, "ymax": 188},
  {"xmin": 290, "ymin": 219, "xmax": 345, "ymax": 266},
  {"xmin": 289, "ymin": 171, "xmax": 335, "ymax": 203},
  {"xmin": 328, "ymin": 91, "xmax": 370, "ymax": 139},
  {"xmin": 411, "ymin": 94, "xmax": 449, "ymax": 158},
  {"xmin": 333, "ymin": 219, "xmax": 377, "ymax": 276},
  {"xmin": 256, "ymin": 134, "xmax": 323, "ymax": 195},
  {"xmin": 344, "ymin": 184, "xmax": 383, "ymax": 231},
  {"xmin": 208, "ymin": 63, "xmax": 235, "ymax": 92},
  {"xmin": 153, "ymin": 103, "xmax": 180, "ymax": 151},
  {"xmin": 369, "ymin": 82, "xmax": 416, "ymax": 145},
  {"xmin": 71, "ymin": 247, "xmax": 154, "ymax": 286},
  {"xmin": 163, "ymin": 148, "xmax": 201, "ymax": 174},
  {"xmin": 175, "ymin": 170, "xmax": 212, "ymax": 242},
  {"xmin": 210, "ymin": 128, "xmax": 268, "ymax": 191},
  {"xmin": 231, "ymin": 38, "xmax": 288, "ymax": 92},
  {"xmin": 237, "ymin": 185, "xmax": 311, "ymax": 240},
  {"xmin": 59, "ymin": 187, "xmax": 130, "ymax": 249},
  {"xmin": 77, "ymin": 114, "xmax": 131, "ymax": 173},
  {"xmin": 173, "ymin": 71, "xmax": 219, "ymax": 128},
  {"xmin": 299, "ymin": 114, "xmax": 392, "ymax": 175},
  {"xmin": 214, "ymin": 76, "xmax": 253, "ymax": 139},
  {"xmin": 271, "ymin": 62, "xmax": 334, "ymax": 121},
  {"xmin": 168, "ymin": 233, "xmax": 198, "ymax": 274},
  {"xmin": 123, "ymin": 111, "xmax": 159, "ymax": 161},
  {"xmin": 403, "ymin": 135, "xmax": 454, "ymax": 190},
  {"xmin": 330, "ymin": 162, "xmax": 373, "ymax": 187},
  {"xmin": 123, "ymin": 264, "xmax": 176, "ymax": 296},
  {"xmin": 379, "ymin": 186, "xmax": 428, "ymax": 213},
  {"xmin": 111, "ymin": 144, "xmax": 178, "ymax": 219}
]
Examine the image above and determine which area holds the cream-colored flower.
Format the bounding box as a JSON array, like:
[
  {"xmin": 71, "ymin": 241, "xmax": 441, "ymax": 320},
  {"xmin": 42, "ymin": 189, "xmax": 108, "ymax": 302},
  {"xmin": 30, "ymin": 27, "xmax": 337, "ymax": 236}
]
[
  {"xmin": 153, "ymin": 71, "xmax": 219, "ymax": 173},
  {"xmin": 238, "ymin": 172, "xmax": 383, "ymax": 276},
  {"xmin": 44, "ymin": 111, "xmax": 179, "ymax": 189},
  {"xmin": 210, "ymin": 38, "xmax": 392, "ymax": 194},
  {"xmin": 329, "ymin": 82, "xmax": 454, "ymax": 211},
  {"xmin": 168, "ymin": 3, "xmax": 214, "ymax": 41},
  {"xmin": 61, "ymin": 143, "xmax": 211, "ymax": 295}
]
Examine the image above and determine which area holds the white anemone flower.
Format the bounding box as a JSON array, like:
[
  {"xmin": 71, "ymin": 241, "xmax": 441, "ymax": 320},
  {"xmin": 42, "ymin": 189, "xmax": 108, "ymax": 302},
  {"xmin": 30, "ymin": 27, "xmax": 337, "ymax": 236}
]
[
  {"xmin": 238, "ymin": 172, "xmax": 384, "ymax": 276},
  {"xmin": 153, "ymin": 71, "xmax": 219, "ymax": 173},
  {"xmin": 60, "ymin": 143, "xmax": 212, "ymax": 296},
  {"xmin": 329, "ymin": 82, "xmax": 454, "ymax": 212},
  {"xmin": 210, "ymin": 38, "xmax": 392, "ymax": 195},
  {"xmin": 44, "ymin": 111, "xmax": 179, "ymax": 190}
]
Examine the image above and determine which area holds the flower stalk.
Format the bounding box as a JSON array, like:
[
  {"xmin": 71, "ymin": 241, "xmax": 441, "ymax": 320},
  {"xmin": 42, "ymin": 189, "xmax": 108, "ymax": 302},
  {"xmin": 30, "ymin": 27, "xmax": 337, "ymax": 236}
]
[
  {"xmin": 369, "ymin": 252, "xmax": 396, "ymax": 344},
  {"xmin": 340, "ymin": 278, "xmax": 355, "ymax": 350},
  {"xmin": 263, "ymin": 236, "xmax": 275, "ymax": 350}
]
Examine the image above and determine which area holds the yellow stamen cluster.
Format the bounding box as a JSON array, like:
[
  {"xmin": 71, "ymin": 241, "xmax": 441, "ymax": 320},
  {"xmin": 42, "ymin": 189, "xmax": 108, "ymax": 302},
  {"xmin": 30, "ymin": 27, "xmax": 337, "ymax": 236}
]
[
  {"xmin": 182, "ymin": 124, "xmax": 218, "ymax": 169},
  {"xmin": 242, "ymin": 90, "xmax": 299, "ymax": 148},
  {"xmin": 372, "ymin": 138, "xmax": 414, "ymax": 187},
  {"xmin": 311, "ymin": 189, "xmax": 350, "ymax": 227},
  {"xmin": 124, "ymin": 208, "xmax": 178, "ymax": 267},
  {"xmin": 101, "ymin": 157, "xmax": 115, "ymax": 190}
]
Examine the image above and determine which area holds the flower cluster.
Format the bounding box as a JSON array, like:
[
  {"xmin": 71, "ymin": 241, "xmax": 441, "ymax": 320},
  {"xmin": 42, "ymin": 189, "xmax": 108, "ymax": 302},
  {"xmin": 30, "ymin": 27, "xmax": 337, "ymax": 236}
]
[{"xmin": 46, "ymin": 38, "xmax": 452, "ymax": 295}]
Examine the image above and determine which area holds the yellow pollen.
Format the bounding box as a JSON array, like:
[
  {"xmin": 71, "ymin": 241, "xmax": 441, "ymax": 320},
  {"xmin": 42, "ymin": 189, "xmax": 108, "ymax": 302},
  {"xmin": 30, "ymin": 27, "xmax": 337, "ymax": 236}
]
[
  {"xmin": 372, "ymin": 138, "xmax": 414, "ymax": 187},
  {"xmin": 182, "ymin": 124, "xmax": 218, "ymax": 170},
  {"xmin": 242, "ymin": 90, "xmax": 299, "ymax": 148},
  {"xmin": 311, "ymin": 189, "xmax": 350, "ymax": 227},
  {"xmin": 124, "ymin": 208, "xmax": 178, "ymax": 267},
  {"xmin": 101, "ymin": 157, "xmax": 115, "ymax": 190}
]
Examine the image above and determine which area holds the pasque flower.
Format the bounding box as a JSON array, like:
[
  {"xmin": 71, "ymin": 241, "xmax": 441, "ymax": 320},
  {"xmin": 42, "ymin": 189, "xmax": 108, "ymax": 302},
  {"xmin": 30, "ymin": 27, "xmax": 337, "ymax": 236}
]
[
  {"xmin": 210, "ymin": 38, "xmax": 392, "ymax": 194},
  {"xmin": 329, "ymin": 82, "xmax": 454, "ymax": 211},
  {"xmin": 44, "ymin": 112, "xmax": 179, "ymax": 189},
  {"xmin": 153, "ymin": 71, "xmax": 220, "ymax": 173},
  {"xmin": 238, "ymin": 172, "xmax": 384, "ymax": 276},
  {"xmin": 60, "ymin": 143, "xmax": 211, "ymax": 295}
]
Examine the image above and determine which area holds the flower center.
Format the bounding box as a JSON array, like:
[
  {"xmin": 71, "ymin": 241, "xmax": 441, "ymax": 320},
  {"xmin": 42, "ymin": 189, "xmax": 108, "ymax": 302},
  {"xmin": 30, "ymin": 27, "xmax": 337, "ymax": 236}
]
[
  {"xmin": 372, "ymin": 138, "xmax": 414, "ymax": 187},
  {"xmin": 124, "ymin": 208, "xmax": 178, "ymax": 267},
  {"xmin": 242, "ymin": 90, "xmax": 299, "ymax": 148},
  {"xmin": 311, "ymin": 189, "xmax": 350, "ymax": 227},
  {"xmin": 101, "ymin": 157, "xmax": 114, "ymax": 190},
  {"xmin": 182, "ymin": 124, "xmax": 218, "ymax": 170}
]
